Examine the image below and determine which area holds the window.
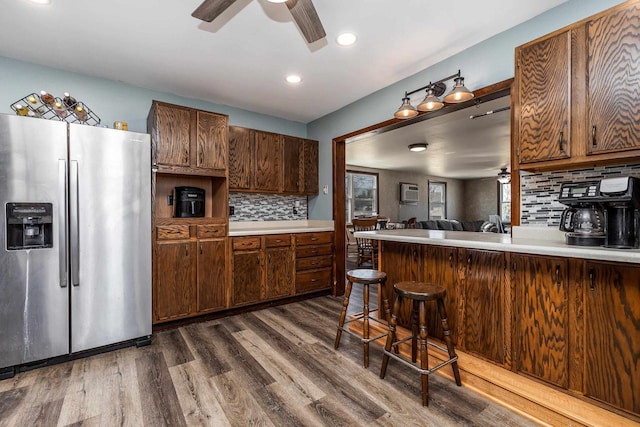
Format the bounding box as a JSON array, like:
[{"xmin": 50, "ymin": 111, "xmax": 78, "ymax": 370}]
[
  {"xmin": 499, "ymin": 182, "xmax": 511, "ymax": 223},
  {"xmin": 346, "ymin": 171, "xmax": 378, "ymax": 221},
  {"xmin": 428, "ymin": 181, "xmax": 446, "ymax": 219}
]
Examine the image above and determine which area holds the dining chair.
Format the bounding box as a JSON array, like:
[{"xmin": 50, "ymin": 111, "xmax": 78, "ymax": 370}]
[{"xmin": 352, "ymin": 217, "xmax": 379, "ymax": 269}]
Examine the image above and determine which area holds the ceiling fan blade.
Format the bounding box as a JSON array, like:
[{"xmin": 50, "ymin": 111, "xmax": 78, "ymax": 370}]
[
  {"xmin": 192, "ymin": 0, "xmax": 238, "ymax": 22},
  {"xmin": 285, "ymin": 0, "xmax": 326, "ymax": 43}
]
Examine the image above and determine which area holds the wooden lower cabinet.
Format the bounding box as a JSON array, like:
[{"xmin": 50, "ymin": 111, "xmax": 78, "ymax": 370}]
[
  {"xmin": 513, "ymin": 254, "xmax": 569, "ymax": 388},
  {"xmin": 232, "ymin": 249, "xmax": 262, "ymax": 306},
  {"xmin": 265, "ymin": 246, "xmax": 294, "ymax": 299},
  {"xmin": 584, "ymin": 261, "xmax": 640, "ymax": 415},
  {"xmin": 197, "ymin": 239, "xmax": 227, "ymax": 312},
  {"xmin": 155, "ymin": 240, "xmax": 196, "ymax": 322},
  {"xmin": 295, "ymin": 232, "xmax": 334, "ymax": 294}
]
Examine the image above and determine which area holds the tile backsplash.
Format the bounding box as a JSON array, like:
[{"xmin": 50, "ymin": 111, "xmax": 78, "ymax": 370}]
[
  {"xmin": 520, "ymin": 163, "xmax": 640, "ymax": 227},
  {"xmin": 229, "ymin": 193, "xmax": 308, "ymax": 221}
]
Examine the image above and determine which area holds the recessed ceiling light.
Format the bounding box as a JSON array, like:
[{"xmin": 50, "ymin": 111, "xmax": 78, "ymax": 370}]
[
  {"xmin": 285, "ymin": 75, "xmax": 302, "ymax": 84},
  {"xmin": 337, "ymin": 32, "xmax": 358, "ymax": 46},
  {"xmin": 408, "ymin": 143, "xmax": 428, "ymax": 152},
  {"xmin": 29, "ymin": 0, "xmax": 51, "ymax": 4},
  {"xmin": 266, "ymin": 0, "xmax": 287, "ymax": 3}
]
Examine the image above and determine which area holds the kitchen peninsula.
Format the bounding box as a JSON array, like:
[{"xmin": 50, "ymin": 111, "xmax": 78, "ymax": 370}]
[{"xmin": 355, "ymin": 227, "xmax": 640, "ymax": 426}]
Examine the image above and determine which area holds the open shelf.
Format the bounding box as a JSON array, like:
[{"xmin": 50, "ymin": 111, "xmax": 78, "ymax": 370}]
[{"xmin": 154, "ymin": 173, "xmax": 228, "ymax": 222}]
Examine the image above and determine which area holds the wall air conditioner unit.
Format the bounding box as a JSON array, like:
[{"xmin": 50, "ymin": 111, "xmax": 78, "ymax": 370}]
[{"xmin": 400, "ymin": 182, "xmax": 419, "ymax": 203}]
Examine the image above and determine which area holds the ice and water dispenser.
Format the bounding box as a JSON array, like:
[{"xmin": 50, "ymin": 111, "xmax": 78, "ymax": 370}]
[{"xmin": 5, "ymin": 203, "xmax": 53, "ymax": 250}]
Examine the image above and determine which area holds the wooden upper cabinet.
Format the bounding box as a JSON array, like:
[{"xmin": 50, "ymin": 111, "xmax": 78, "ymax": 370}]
[
  {"xmin": 229, "ymin": 126, "xmax": 318, "ymax": 195},
  {"xmin": 515, "ymin": 2, "xmax": 640, "ymax": 170},
  {"xmin": 196, "ymin": 111, "xmax": 228, "ymax": 170},
  {"xmin": 148, "ymin": 101, "xmax": 228, "ymax": 173},
  {"xmin": 302, "ymin": 139, "xmax": 319, "ymax": 195},
  {"xmin": 587, "ymin": 3, "xmax": 640, "ymax": 154},
  {"xmin": 254, "ymin": 131, "xmax": 283, "ymax": 192},
  {"xmin": 229, "ymin": 126, "xmax": 253, "ymax": 190},
  {"xmin": 154, "ymin": 103, "xmax": 191, "ymax": 167},
  {"xmin": 516, "ymin": 30, "xmax": 571, "ymax": 164},
  {"xmin": 513, "ymin": 254, "xmax": 569, "ymax": 389},
  {"xmin": 584, "ymin": 261, "xmax": 640, "ymax": 414},
  {"xmin": 283, "ymin": 135, "xmax": 302, "ymax": 193}
]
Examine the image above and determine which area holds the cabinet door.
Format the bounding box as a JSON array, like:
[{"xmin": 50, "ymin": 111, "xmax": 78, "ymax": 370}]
[
  {"xmin": 155, "ymin": 104, "xmax": 191, "ymax": 167},
  {"xmin": 462, "ymin": 249, "xmax": 505, "ymax": 364},
  {"xmin": 232, "ymin": 250, "xmax": 263, "ymax": 306},
  {"xmin": 229, "ymin": 126, "xmax": 253, "ymax": 190},
  {"xmin": 514, "ymin": 255, "xmax": 568, "ymax": 388},
  {"xmin": 379, "ymin": 242, "xmax": 423, "ymax": 327},
  {"xmin": 155, "ymin": 241, "xmax": 195, "ymax": 321},
  {"xmin": 302, "ymin": 139, "xmax": 318, "ymax": 194},
  {"xmin": 283, "ymin": 135, "xmax": 302, "ymax": 193},
  {"xmin": 254, "ymin": 131, "xmax": 283, "ymax": 192},
  {"xmin": 584, "ymin": 261, "xmax": 640, "ymax": 414},
  {"xmin": 265, "ymin": 247, "xmax": 294, "ymax": 299},
  {"xmin": 196, "ymin": 111, "xmax": 227, "ymax": 170},
  {"xmin": 517, "ymin": 30, "xmax": 571, "ymax": 164},
  {"xmin": 587, "ymin": 3, "xmax": 640, "ymax": 154},
  {"xmin": 197, "ymin": 239, "xmax": 227, "ymax": 313},
  {"xmin": 425, "ymin": 246, "xmax": 459, "ymax": 344}
]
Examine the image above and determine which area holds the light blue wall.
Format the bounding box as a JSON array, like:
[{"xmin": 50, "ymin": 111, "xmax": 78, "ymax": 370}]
[
  {"xmin": 0, "ymin": 56, "xmax": 307, "ymax": 137},
  {"xmin": 307, "ymin": 0, "xmax": 623, "ymax": 220}
]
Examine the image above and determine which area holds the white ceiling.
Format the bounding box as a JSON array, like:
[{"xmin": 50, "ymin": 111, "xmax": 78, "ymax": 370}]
[
  {"xmin": 346, "ymin": 95, "xmax": 511, "ymax": 179},
  {"xmin": 0, "ymin": 0, "xmax": 567, "ymax": 123}
]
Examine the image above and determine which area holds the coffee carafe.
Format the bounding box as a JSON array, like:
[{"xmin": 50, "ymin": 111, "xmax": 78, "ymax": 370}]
[{"xmin": 559, "ymin": 203, "xmax": 606, "ymax": 246}]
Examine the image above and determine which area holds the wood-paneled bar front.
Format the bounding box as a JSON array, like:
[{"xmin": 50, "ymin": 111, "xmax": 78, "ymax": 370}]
[{"xmin": 375, "ymin": 239, "xmax": 640, "ymax": 426}]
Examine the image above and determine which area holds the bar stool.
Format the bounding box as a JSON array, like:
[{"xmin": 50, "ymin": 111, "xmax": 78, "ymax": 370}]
[
  {"xmin": 334, "ymin": 269, "xmax": 389, "ymax": 368},
  {"xmin": 379, "ymin": 281, "xmax": 461, "ymax": 406}
]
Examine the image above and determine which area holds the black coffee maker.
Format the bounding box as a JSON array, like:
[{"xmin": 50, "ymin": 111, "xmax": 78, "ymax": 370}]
[{"xmin": 598, "ymin": 176, "xmax": 640, "ymax": 249}]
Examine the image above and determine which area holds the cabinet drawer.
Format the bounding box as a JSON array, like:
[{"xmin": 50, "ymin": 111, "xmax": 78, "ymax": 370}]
[
  {"xmin": 295, "ymin": 232, "xmax": 333, "ymax": 246},
  {"xmin": 296, "ymin": 244, "xmax": 333, "ymax": 259},
  {"xmin": 296, "ymin": 255, "xmax": 332, "ymax": 271},
  {"xmin": 157, "ymin": 225, "xmax": 190, "ymax": 240},
  {"xmin": 296, "ymin": 268, "xmax": 332, "ymax": 293},
  {"xmin": 265, "ymin": 234, "xmax": 291, "ymax": 248},
  {"xmin": 233, "ymin": 236, "xmax": 262, "ymax": 250},
  {"xmin": 197, "ymin": 224, "xmax": 226, "ymax": 239}
]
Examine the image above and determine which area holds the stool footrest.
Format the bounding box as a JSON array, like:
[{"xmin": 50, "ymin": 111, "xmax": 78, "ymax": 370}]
[
  {"xmin": 340, "ymin": 315, "xmax": 387, "ymax": 328},
  {"xmin": 337, "ymin": 326, "xmax": 387, "ymax": 343},
  {"xmin": 382, "ymin": 347, "xmax": 458, "ymax": 375}
]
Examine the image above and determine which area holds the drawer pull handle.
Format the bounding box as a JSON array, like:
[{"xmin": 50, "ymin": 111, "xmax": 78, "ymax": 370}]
[
  {"xmin": 311, "ymin": 279, "xmax": 318, "ymax": 282},
  {"xmin": 311, "ymin": 237, "xmax": 318, "ymax": 241},
  {"xmin": 311, "ymin": 261, "xmax": 318, "ymax": 265}
]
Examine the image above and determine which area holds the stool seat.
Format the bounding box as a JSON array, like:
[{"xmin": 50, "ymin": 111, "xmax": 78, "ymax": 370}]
[
  {"xmin": 394, "ymin": 281, "xmax": 445, "ymax": 301},
  {"xmin": 346, "ymin": 269, "xmax": 387, "ymax": 285}
]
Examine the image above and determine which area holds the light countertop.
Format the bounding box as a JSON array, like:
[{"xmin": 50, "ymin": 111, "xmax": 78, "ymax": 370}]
[
  {"xmin": 355, "ymin": 226, "xmax": 640, "ymax": 264},
  {"xmin": 229, "ymin": 220, "xmax": 334, "ymax": 236}
]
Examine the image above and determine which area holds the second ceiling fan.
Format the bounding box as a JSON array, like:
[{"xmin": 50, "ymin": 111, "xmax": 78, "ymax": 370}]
[{"xmin": 192, "ymin": 0, "xmax": 326, "ymax": 44}]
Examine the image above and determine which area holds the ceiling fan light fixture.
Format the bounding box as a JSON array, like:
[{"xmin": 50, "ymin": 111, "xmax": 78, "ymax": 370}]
[
  {"xmin": 408, "ymin": 143, "xmax": 428, "ymax": 152},
  {"xmin": 285, "ymin": 74, "xmax": 302, "ymax": 84},
  {"xmin": 443, "ymin": 76, "xmax": 474, "ymax": 103},
  {"xmin": 417, "ymin": 86, "xmax": 444, "ymax": 112},
  {"xmin": 497, "ymin": 167, "xmax": 511, "ymax": 184},
  {"xmin": 336, "ymin": 32, "xmax": 358, "ymax": 46},
  {"xmin": 394, "ymin": 97, "xmax": 418, "ymax": 119}
]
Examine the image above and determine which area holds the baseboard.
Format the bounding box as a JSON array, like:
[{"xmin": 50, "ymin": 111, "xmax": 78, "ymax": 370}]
[{"xmin": 349, "ymin": 311, "xmax": 638, "ymax": 427}]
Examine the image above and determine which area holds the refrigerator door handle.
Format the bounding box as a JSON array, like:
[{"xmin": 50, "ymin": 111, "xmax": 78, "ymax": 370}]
[
  {"xmin": 58, "ymin": 160, "xmax": 68, "ymax": 288},
  {"xmin": 70, "ymin": 160, "xmax": 80, "ymax": 287}
]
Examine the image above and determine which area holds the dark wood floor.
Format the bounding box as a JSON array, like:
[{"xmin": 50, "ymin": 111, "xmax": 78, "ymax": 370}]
[{"xmin": 0, "ymin": 296, "xmax": 538, "ymax": 426}]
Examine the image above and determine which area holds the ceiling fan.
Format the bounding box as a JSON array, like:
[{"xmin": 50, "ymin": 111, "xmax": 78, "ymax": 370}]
[{"xmin": 192, "ymin": 0, "xmax": 326, "ymax": 43}]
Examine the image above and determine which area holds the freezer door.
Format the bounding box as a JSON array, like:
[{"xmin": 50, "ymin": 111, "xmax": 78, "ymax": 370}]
[
  {"xmin": 69, "ymin": 124, "xmax": 151, "ymax": 353},
  {"xmin": 0, "ymin": 115, "xmax": 69, "ymax": 369}
]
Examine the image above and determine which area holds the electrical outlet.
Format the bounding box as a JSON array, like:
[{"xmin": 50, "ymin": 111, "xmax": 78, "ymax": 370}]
[
  {"xmin": 293, "ymin": 207, "xmax": 298, "ymax": 215},
  {"xmin": 229, "ymin": 206, "xmax": 235, "ymax": 215},
  {"xmin": 323, "ymin": 185, "xmax": 329, "ymax": 194},
  {"xmin": 167, "ymin": 195, "xmax": 173, "ymax": 206}
]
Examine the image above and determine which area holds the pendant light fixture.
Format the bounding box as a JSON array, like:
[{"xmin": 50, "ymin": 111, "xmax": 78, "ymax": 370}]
[
  {"xmin": 394, "ymin": 97, "xmax": 419, "ymax": 119},
  {"xmin": 497, "ymin": 167, "xmax": 511, "ymax": 184},
  {"xmin": 393, "ymin": 70, "xmax": 474, "ymax": 119}
]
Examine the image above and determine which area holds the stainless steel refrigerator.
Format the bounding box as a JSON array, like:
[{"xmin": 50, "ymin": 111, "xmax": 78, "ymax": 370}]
[{"xmin": 0, "ymin": 114, "xmax": 151, "ymax": 374}]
